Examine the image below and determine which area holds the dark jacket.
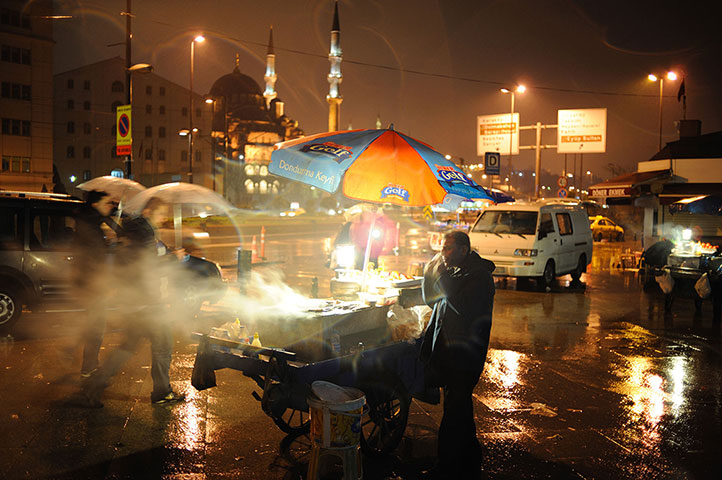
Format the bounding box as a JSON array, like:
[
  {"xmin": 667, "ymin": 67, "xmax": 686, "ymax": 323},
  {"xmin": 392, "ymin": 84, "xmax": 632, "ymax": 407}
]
[
  {"xmin": 420, "ymin": 251, "xmax": 495, "ymax": 373},
  {"xmin": 72, "ymin": 204, "xmax": 109, "ymax": 290}
]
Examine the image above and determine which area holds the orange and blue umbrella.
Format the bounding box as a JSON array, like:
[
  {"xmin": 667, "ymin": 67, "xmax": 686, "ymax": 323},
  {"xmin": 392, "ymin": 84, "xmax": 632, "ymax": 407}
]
[{"xmin": 269, "ymin": 127, "xmax": 495, "ymax": 208}]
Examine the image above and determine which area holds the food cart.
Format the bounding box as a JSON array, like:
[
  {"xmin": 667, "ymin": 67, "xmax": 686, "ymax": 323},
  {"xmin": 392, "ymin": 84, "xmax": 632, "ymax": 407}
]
[{"xmin": 663, "ymin": 237, "xmax": 720, "ymax": 311}]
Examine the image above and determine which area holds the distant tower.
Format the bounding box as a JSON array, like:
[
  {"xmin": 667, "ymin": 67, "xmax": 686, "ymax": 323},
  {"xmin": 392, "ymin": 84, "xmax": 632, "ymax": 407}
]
[
  {"xmin": 375, "ymin": 114, "xmax": 382, "ymax": 129},
  {"xmin": 327, "ymin": 1, "xmax": 342, "ymax": 132},
  {"xmin": 263, "ymin": 26, "xmax": 277, "ymax": 108}
]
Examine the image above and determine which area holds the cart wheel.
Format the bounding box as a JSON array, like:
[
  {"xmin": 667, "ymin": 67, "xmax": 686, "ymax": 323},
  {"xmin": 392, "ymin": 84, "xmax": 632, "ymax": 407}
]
[
  {"xmin": 272, "ymin": 405, "xmax": 310, "ymax": 435},
  {"xmin": 261, "ymin": 357, "xmax": 311, "ymax": 435},
  {"xmin": 359, "ymin": 372, "xmax": 411, "ymax": 456}
]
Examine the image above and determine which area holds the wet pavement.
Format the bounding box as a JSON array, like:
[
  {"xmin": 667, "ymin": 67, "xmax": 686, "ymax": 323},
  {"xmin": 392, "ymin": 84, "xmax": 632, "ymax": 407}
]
[{"xmin": 1, "ymin": 237, "xmax": 722, "ymax": 479}]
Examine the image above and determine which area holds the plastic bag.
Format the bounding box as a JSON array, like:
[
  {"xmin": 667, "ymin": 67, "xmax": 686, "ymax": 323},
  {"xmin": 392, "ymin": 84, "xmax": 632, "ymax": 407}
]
[
  {"xmin": 695, "ymin": 273, "xmax": 712, "ymax": 299},
  {"xmin": 656, "ymin": 270, "xmax": 674, "ymax": 294},
  {"xmin": 387, "ymin": 304, "xmax": 432, "ymax": 342}
]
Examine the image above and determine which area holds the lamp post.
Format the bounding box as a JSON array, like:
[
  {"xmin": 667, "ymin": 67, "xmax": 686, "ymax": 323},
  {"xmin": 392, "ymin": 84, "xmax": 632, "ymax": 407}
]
[
  {"xmin": 205, "ymin": 96, "xmax": 229, "ymax": 193},
  {"xmin": 500, "ymin": 85, "xmax": 525, "ymax": 192},
  {"xmin": 188, "ymin": 34, "xmax": 205, "ymax": 184},
  {"xmin": 648, "ymin": 71, "xmax": 677, "ymax": 151}
]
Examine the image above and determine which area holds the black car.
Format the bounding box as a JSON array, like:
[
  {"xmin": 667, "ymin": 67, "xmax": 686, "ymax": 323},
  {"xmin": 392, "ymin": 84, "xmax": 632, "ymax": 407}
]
[{"xmin": 0, "ymin": 191, "xmax": 225, "ymax": 332}]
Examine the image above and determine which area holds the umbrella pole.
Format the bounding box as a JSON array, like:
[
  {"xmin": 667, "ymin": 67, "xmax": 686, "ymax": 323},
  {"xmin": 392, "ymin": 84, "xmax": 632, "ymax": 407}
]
[
  {"xmin": 360, "ymin": 216, "xmax": 376, "ymax": 292},
  {"xmin": 174, "ymin": 204, "xmax": 182, "ymax": 249}
]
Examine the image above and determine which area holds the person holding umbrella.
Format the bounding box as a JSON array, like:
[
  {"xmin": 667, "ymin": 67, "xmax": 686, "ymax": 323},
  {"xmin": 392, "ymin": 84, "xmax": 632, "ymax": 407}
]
[
  {"xmin": 420, "ymin": 230, "xmax": 495, "ymax": 479},
  {"xmin": 73, "ymin": 190, "xmax": 116, "ymax": 378},
  {"xmin": 79, "ymin": 198, "xmax": 185, "ymax": 407}
]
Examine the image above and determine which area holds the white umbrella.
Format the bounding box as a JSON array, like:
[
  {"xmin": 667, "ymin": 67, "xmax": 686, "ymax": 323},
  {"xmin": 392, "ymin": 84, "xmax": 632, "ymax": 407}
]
[
  {"xmin": 124, "ymin": 182, "xmax": 236, "ymax": 247},
  {"xmin": 77, "ymin": 176, "xmax": 146, "ymax": 201}
]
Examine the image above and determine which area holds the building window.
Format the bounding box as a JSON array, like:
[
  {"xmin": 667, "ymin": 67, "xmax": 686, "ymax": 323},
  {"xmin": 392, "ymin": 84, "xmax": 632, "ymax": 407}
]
[
  {"xmin": 83, "ymin": 170, "xmax": 92, "ymax": 181},
  {"xmin": 1, "ymin": 157, "xmax": 8, "ymax": 171},
  {"xmin": 1, "ymin": 118, "xmax": 30, "ymax": 136},
  {"xmin": 159, "ymin": 105, "xmax": 165, "ymax": 115},
  {"xmin": 83, "ymin": 122, "xmax": 91, "ymax": 134},
  {"xmin": 145, "ymin": 126, "xmax": 152, "ymax": 137},
  {"xmin": 83, "ymin": 80, "xmax": 90, "ymax": 90},
  {"xmin": 158, "ymin": 149, "xmax": 166, "ymax": 161},
  {"xmin": 11, "ymin": 157, "xmax": 20, "ymax": 172},
  {"xmin": 22, "ymin": 121, "xmax": 29, "ymax": 136},
  {"xmin": 145, "ymin": 149, "xmax": 152, "ymax": 160},
  {"xmin": 66, "ymin": 146, "xmax": 75, "ymax": 158},
  {"xmin": 0, "ymin": 45, "xmax": 30, "ymax": 65},
  {"xmin": 83, "ymin": 146, "xmax": 91, "ymax": 159},
  {"xmin": 67, "ymin": 79, "xmax": 74, "ymax": 89},
  {"xmin": 145, "ymin": 85, "xmax": 152, "ymax": 95},
  {"xmin": 181, "ymin": 150, "xmax": 188, "ymax": 162},
  {"xmin": 145, "ymin": 104, "xmax": 152, "ymax": 114},
  {"xmin": 159, "ymin": 86, "xmax": 166, "ymax": 96},
  {"xmin": 67, "ymin": 99, "xmax": 74, "ymax": 110},
  {"xmin": 0, "ymin": 8, "xmax": 31, "ymax": 29},
  {"xmin": 158, "ymin": 127, "xmax": 166, "ymax": 138},
  {"xmin": 67, "ymin": 121, "xmax": 75, "ymax": 133},
  {"xmin": 1, "ymin": 82, "xmax": 31, "ymax": 100},
  {"xmin": 181, "ymin": 107, "xmax": 188, "ymax": 116},
  {"xmin": 1, "ymin": 118, "xmax": 8, "ymax": 134},
  {"xmin": 22, "ymin": 158, "xmax": 30, "ymax": 172},
  {"xmin": 83, "ymin": 101, "xmax": 90, "ymax": 110},
  {"xmin": 195, "ymin": 108, "xmax": 201, "ymax": 117},
  {"xmin": 111, "ymin": 81, "xmax": 124, "ymax": 93}
]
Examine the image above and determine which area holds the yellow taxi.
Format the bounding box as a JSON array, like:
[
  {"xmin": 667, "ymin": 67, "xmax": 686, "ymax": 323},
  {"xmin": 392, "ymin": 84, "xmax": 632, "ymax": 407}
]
[{"xmin": 589, "ymin": 215, "xmax": 624, "ymax": 242}]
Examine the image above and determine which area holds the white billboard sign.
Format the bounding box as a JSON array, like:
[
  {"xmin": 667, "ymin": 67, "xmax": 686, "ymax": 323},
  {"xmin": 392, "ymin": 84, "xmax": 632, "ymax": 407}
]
[
  {"xmin": 557, "ymin": 108, "xmax": 607, "ymax": 153},
  {"xmin": 477, "ymin": 113, "xmax": 519, "ymax": 156}
]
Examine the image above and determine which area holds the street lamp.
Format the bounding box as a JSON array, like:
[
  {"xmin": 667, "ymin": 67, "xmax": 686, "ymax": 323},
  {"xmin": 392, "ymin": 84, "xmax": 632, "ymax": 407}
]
[
  {"xmin": 647, "ymin": 71, "xmax": 677, "ymax": 151},
  {"xmin": 188, "ymin": 34, "xmax": 205, "ymax": 184},
  {"xmin": 204, "ymin": 96, "xmax": 229, "ymax": 193},
  {"xmin": 500, "ymin": 85, "xmax": 525, "ymax": 191}
]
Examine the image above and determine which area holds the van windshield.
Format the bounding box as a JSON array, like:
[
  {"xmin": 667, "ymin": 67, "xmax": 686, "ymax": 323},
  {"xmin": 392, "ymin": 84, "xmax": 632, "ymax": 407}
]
[{"xmin": 472, "ymin": 210, "xmax": 538, "ymax": 235}]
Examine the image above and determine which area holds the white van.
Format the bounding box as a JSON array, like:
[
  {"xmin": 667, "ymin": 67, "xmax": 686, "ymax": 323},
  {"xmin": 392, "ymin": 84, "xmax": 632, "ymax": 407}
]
[{"xmin": 468, "ymin": 200, "xmax": 593, "ymax": 286}]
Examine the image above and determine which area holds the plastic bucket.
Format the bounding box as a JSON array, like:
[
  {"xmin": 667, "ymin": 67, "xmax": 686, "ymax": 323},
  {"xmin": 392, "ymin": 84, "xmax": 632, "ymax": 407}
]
[{"xmin": 308, "ymin": 381, "xmax": 366, "ymax": 449}]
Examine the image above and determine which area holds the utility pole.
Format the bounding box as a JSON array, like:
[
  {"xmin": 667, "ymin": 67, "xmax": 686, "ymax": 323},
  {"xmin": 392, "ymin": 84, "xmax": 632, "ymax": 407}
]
[
  {"xmin": 124, "ymin": 0, "xmax": 132, "ymax": 179},
  {"xmin": 519, "ymin": 122, "xmax": 557, "ymax": 199}
]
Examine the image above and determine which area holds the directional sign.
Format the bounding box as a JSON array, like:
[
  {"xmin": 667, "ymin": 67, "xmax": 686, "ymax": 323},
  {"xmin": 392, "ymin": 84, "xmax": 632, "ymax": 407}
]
[
  {"xmin": 422, "ymin": 205, "xmax": 433, "ymax": 220},
  {"xmin": 557, "ymin": 188, "xmax": 569, "ymax": 198},
  {"xmin": 484, "ymin": 152, "xmax": 500, "ymax": 175},
  {"xmin": 557, "ymin": 176, "xmax": 568, "ymax": 188},
  {"xmin": 116, "ymin": 104, "xmax": 132, "ymax": 156}
]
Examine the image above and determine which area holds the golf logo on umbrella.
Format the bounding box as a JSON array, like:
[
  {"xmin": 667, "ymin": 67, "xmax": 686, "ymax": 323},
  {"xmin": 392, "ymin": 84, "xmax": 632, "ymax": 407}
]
[
  {"xmin": 300, "ymin": 141, "xmax": 354, "ymax": 162},
  {"xmin": 380, "ymin": 183, "xmax": 410, "ymax": 202},
  {"xmin": 436, "ymin": 165, "xmax": 474, "ymax": 186}
]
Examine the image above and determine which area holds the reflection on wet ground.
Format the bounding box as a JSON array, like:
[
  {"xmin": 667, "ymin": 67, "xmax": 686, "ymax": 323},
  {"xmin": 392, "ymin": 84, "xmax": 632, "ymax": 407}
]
[{"xmin": 2, "ymin": 240, "xmax": 722, "ymax": 479}]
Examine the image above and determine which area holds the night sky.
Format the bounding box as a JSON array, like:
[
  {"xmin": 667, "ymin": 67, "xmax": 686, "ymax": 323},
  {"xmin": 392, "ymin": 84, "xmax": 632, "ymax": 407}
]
[{"xmin": 53, "ymin": 0, "xmax": 722, "ymax": 182}]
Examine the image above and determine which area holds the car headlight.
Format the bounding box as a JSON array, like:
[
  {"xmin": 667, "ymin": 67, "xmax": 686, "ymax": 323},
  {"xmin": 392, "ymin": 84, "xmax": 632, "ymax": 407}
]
[{"xmin": 514, "ymin": 249, "xmax": 538, "ymax": 257}]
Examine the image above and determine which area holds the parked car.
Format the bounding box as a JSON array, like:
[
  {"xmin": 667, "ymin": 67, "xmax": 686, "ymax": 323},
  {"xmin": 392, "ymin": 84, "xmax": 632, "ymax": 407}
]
[
  {"xmin": 0, "ymin": 191, "xmax": 225, "ymax": 332},
  {"xmin": 468, "ymin": 200, "xmax": 593, "ymax": 287},
  {"xmin": 589, "ymin": 215, "xmax": 624, "ymax": 242}
]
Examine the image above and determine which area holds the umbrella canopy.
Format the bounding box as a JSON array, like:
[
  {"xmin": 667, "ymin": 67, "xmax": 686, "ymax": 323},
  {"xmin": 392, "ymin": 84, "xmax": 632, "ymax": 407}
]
[
  {"xmin": 669, "ymin": 195, "xmax": 722, "ymax": 216},
  {"xmin": 269, "ymin": 127, "xmax": 495, "ymax": 209},
  {"xmin": 77, "ymin": 176, "xmax": 146, "ymax": 201},
  {"xmin": 124, "ymin": 182, "xmax": 234, "ymax": 216}
]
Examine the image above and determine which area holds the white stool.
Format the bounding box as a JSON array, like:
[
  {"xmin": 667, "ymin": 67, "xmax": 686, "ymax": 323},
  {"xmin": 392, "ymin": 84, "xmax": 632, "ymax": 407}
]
[{"xmin": 307, "ymin": 443, "xmax": 362, "ymax": 480}]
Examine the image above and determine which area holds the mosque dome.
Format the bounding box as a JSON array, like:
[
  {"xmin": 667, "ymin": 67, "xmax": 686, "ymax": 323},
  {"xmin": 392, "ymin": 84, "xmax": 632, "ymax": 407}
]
[{"xmin": 209, "ymin": 60, "xmax": 271, "ymax": 122}]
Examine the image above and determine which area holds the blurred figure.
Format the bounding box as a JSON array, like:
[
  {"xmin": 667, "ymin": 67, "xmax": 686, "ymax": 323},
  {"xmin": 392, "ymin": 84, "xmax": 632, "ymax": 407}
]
[
  {"xmin": 349, "ymin": 210, "xmax": 396, "ymax": 269},
  {"xmin": 73, "ymin": 190, "xmax": 114, "ymax": 377},
  {"xmin": 79, "ymin": 199, "xmax": 185, "ymax": 407}
]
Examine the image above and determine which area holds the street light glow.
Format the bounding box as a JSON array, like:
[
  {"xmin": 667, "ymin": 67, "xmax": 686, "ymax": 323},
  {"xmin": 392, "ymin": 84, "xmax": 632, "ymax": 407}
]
[
  {"xmin": 516, "ymin": 85, "xmax": 526, "ymax": 93},
  {"xmin": 205, "ymin": 98, "xmax": 214, "ymax": 104},
  {"xmin": 194, "ymin": 35, "xmax": 205, "ymax": 43},
  {"xmin": 445, "ymin": 154, "xmax": 452, "ymax": 160},
  {"xmin": 648, "ymin": 74, "xmax": 658, "ymax": 82},
  {"xmin": 667, "ymin": 71, "xmax": 677, "ymax": 81}
]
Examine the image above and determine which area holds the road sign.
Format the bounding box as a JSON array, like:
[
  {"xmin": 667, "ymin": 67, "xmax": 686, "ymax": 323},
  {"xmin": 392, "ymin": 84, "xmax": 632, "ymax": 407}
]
[
  {"xmin": 422, "ymin": 205, "xmax": 433, "ymax": 220},
  {"xmin": 557, "ymin": 176, "xmax": 568, "ymax": 188},
  {"xmin": 484, "ymin": 152, "xmax": 500, "ymax": 175},
  {"xmin": 116, "ymin": 104, "xmax": 132, "ymax": 156},
  {"xmin": 477, "ymin": 113, "xmax": 519, "ymax": 156},
  {"xmin": 557, "ymin": 108, "xmax": 607, "ymax": 153},
  {"xmin": 557, "ymin": 188, "xmax": 569, "ymax": 198}
]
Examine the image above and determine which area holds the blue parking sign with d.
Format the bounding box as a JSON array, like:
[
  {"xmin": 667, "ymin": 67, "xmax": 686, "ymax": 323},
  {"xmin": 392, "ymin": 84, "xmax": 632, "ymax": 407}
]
[{"xmin": 484, "ymin": 152, "xmax": 500, "ymax": 175}]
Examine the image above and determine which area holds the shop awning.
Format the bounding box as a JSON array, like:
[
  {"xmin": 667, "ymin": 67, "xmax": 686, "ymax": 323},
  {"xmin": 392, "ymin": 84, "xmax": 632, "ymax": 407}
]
[{"xmin": 588, "ymin": 169, "xmax": 671, "ymax": 198}]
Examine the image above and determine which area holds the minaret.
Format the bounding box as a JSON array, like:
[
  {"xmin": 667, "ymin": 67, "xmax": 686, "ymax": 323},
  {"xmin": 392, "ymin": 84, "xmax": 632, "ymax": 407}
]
[
  {"xmin": 263, "ymin": 26, "xmax": 277, "ymax": 108},
  {"xmin": 327, "ymin": 1, "xmax": 342, "ymax": 132}
]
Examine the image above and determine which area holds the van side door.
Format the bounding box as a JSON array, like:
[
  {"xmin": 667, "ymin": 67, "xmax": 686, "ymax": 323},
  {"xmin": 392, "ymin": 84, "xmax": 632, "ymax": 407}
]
[
  {"xmin": 536, "ymin": 211, "xmax": 560, "ymax": 272},
  {"xmin": 554, "ymin": 211, "xmax": 576, "ymax": 273}
]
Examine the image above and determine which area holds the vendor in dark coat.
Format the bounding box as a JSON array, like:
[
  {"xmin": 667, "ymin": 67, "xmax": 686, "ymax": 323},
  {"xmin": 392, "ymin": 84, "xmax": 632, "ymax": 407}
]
[{"xmin": 420, "ymin": 230, "xmax": 495, "ymax": 479}]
